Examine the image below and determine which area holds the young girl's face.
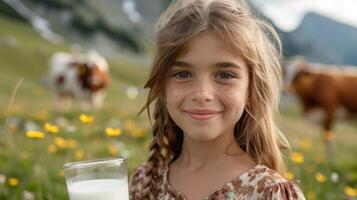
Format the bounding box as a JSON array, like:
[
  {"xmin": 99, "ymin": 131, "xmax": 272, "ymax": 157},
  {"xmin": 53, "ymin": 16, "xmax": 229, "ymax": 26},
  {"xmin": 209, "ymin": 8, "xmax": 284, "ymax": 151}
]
[{"xmin": 165, "ymin": 31, "xmax": 250, "ymax": 142}]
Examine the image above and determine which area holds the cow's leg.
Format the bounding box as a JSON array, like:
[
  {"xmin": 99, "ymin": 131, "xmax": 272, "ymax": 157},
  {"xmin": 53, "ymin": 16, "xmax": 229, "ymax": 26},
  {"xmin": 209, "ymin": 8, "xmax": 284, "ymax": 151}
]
[
  {"xmin": 54, "ymin": 93, "xmax": 62, "ymax": 111},
  {"xmin": 55, "ymin": 93, "xmax": 73, "ymax": 112},
  {"xmin": 91, "ymin": 91, "xmax": 106, "ymax": 109},
  {"xmin": 54, "ymin": 92, "xmax": 66, "ymax": 111},
  {"xmin": 323, "ymin": 107, "xmax": 336, "ymax": 140},
  {"xmin": 63, "ymin": 95, "xmax": 73, "ymax": 111},
  {"xmin": 323, "ymin": 106, "xmax": 336, "ymax": 162},
  {"xmin": 78, "ymin": 91, "xmax": 92, "ymax": 111}
]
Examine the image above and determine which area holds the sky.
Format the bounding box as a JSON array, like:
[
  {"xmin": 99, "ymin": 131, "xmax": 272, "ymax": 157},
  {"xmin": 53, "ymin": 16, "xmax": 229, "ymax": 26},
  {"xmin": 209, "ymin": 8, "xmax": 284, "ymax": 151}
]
[{"xmin": 251, "ymin": 0, "xmax": 357, "ymax": 31}]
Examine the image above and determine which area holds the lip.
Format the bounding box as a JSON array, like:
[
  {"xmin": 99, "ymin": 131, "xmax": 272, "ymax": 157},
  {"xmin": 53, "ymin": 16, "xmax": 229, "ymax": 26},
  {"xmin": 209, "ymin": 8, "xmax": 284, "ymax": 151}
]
[{"xmin": 184, "ymin": 109, "xmax": 220, "ymax": 120}]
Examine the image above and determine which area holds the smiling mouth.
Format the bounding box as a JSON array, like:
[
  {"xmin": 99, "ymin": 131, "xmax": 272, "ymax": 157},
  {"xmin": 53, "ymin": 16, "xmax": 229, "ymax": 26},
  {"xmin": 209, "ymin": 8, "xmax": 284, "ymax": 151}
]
[{"xmin": 183, "ymin": 110, "xmax": 220, "ymax": 120}]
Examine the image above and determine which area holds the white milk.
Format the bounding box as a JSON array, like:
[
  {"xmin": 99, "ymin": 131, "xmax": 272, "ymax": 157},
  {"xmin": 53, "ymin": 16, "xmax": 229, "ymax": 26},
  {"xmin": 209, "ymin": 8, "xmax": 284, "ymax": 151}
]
[{"xmin": 68, "ymin": 179, "xmax": 129, "ymax": 200}]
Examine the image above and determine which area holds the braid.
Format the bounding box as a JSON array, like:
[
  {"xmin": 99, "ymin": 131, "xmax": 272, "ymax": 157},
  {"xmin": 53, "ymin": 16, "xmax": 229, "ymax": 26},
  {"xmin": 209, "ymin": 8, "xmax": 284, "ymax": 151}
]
[
  {"xmin": 140, "ymin": 99, "xmax": 175, "ymax": 199},
  {"xmin": 140, "ymin": 137, "xmax": 163, "ymax": 199}
]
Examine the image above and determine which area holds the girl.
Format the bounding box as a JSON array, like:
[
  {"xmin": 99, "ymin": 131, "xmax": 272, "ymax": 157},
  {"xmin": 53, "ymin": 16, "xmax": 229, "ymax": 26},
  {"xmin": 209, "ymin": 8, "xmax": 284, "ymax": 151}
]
[{"xmin": 130, "ymin": 0, "xmax": 305, "ymax": 199}]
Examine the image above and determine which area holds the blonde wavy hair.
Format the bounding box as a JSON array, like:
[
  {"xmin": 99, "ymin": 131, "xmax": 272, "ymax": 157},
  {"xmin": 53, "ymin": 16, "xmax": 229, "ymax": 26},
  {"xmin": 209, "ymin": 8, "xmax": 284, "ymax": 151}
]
[{"xmin": 137, "ymin": 0, "xmax": 289, "ymax": 198}]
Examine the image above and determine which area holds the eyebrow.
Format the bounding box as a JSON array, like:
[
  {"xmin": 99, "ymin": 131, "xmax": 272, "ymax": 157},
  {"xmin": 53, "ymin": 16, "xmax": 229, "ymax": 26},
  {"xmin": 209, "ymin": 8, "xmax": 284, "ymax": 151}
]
[{"xmin": 172, "ymin": 60, "xmax": 242, "ymax": 70}]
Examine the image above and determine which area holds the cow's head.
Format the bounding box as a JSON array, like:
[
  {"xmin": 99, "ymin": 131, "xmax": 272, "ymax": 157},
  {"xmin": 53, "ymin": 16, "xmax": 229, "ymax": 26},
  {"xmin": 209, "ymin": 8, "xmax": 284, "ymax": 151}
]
[
  {"xmin": 71, "ymin": 62, "xmax": 108, "ymax": 92},
  {"xmin": 283, "ymin": 56, "xmax": 309, "ymax": 92},
  {"xmin": 290, "ymin": 69, "xmax": 315, "ymax": 95}
]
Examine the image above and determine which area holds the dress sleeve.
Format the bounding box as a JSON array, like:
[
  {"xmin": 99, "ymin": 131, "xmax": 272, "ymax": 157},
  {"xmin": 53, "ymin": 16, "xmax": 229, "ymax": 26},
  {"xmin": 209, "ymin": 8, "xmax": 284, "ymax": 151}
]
[
  {"xmin": 129, "ymin": 164, "xmax": 146, "ymax": 200},
  {"xmin": 262, "ymin": 180, "xmax": 306, "ymax": 200}
]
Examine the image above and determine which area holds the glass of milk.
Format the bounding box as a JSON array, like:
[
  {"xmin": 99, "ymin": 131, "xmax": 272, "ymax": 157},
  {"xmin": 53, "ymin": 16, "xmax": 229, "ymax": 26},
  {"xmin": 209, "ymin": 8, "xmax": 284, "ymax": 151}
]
[{"xmin": 63, "ymin": 157, "xmax": 129, "ymax": 200}]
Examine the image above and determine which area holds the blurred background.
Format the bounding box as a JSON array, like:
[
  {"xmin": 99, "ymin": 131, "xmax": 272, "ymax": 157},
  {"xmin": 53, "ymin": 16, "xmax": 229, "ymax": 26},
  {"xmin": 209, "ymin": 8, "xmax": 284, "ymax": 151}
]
[{"xmin": 0, "ymin": 0, "xmax": 356, "ymax": 199}]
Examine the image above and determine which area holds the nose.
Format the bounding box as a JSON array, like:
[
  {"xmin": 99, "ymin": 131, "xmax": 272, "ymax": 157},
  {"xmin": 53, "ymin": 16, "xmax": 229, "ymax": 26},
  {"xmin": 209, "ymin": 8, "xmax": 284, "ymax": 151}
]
[{"xmin": 191, "ymin": 79, "xmax": 213, "ymax": 103}]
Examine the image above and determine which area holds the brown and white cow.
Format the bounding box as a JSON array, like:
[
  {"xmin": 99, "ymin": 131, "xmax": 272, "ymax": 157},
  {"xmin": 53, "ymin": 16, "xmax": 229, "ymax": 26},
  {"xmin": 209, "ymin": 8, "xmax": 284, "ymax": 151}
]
[
  {"xmin": 48, "ymin": 51, "xmax": 109, "ymax": 110},
  {"xmin": 284, "ymin": 56, "xmax": 357, "ymax": 142}
]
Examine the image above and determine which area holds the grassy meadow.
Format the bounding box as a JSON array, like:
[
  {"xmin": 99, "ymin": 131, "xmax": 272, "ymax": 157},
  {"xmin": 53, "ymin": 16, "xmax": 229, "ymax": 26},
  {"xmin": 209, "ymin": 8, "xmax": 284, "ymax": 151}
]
[{"xmin": 0, "ymin": 16, "xmax": 356, "ymax": 200}]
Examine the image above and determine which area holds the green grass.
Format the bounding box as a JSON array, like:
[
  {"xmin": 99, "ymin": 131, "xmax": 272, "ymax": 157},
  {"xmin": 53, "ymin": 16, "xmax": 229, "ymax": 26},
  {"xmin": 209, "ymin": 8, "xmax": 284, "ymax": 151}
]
[{"xmin": 0, "ymin": 15, "xmax": 356, "ymax": 200}]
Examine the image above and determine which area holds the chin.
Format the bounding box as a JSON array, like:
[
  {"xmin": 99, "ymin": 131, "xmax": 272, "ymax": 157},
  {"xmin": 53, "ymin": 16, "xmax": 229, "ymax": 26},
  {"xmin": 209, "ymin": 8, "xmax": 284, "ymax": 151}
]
[{"xmin": 184, "ymin": 129, "xmax": 221, "ymax": 142}]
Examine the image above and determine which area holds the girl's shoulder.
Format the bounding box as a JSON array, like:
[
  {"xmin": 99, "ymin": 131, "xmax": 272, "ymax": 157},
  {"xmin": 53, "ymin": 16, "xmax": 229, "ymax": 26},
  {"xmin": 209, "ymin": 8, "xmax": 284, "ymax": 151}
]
[{"xmin": 221, "ymin": 164, "xmax": 305, "ymax": 200}]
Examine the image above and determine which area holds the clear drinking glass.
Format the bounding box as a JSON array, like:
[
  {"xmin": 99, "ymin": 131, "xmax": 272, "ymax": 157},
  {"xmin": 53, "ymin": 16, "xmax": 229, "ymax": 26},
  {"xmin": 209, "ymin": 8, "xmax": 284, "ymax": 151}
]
[{"xmin": 63, "ymin": 157, "xmax": 129, "ymax": 200}]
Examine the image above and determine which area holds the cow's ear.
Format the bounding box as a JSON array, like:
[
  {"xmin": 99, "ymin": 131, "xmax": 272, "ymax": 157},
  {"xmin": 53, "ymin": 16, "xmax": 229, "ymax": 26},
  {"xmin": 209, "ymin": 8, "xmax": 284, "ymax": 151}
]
[
  {"xmin": 78, "ymin": 64, "xmax": 91, "ymax": 76},
  {"xmin": 69, "ymin": 62, "xmax": 88, "ymax": 74},
  {"xmin": 78, "ymin": 64, "xmax": 87, "ymax": 75},
  {"xmin": 69, "ymin": 62, "xmax": 81, "ymax": 68},
  {"xmin": 301, "ymin": 70, "xmax": 313, "ymax": 77}
]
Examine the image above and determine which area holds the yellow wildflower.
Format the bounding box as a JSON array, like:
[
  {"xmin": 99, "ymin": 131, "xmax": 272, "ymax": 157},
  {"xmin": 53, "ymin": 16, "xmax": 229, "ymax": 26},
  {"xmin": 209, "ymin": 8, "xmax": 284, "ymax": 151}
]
[
  {"xmin": 290, "ymin": 152, "xmax": 304, "ymax": 165},
  {"xmin": 58, "ymin": 170, "xmax": 64, "ymax": 177},
  {"xmin": 54, "ymin": 137, "xmax": 67, "ymax": 148},
  {"xmin": 66, "ymin": 139, "xmax": 78, "ymax": 149},
  {"xmin": 75, "ymin": 149, "xmax": 86, "ymax": 160},
  {"xmin": 315, "ymin": 172, "xmax": 327, "ymax": 183},
  {"xmin": 344, "ymin": 186, "xmax": 357, "ymax": 197},
  {"xmin": 26, "ymin": 130, "xmax": 45, "ymax": 139},
  {"xmin": 48, "ymin": 144, "xmax": 58, "ymax": 154},
  {"xmin": 284, "ymin": 171, "xmax": 295, "ymax": 181},
  {"xmin": 79, "ymin": 114, "xmax": 94, "ymax": 124},
  {"xmin": 108, "ymin": 144, "xmax": 119, "ymax": 156},
  {"xmin": 8, "ymin": 178, "xmax": 19, "ymax": 186},
  {"xmin": 130, "ymin": 128, "xmax": 144, "ymax": 138},
  {"xmin": 106, "ymin": 128, "xmax": 122, "ymax": 137},
  {"xmin": 44, "ymin": 123, "xmax": 59, "ymax": 134}
]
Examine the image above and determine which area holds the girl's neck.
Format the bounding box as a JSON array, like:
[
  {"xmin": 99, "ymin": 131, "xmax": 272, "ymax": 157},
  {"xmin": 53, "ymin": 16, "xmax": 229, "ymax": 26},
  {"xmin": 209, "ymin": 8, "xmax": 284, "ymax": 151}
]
[{"xmin": 173, "ymin": 130, "xmax": 248, "ymax": 172}]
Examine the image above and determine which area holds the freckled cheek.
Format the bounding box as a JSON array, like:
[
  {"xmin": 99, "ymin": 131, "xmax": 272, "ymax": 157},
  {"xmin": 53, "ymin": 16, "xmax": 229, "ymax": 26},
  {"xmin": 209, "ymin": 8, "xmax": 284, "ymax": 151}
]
[
  {"xmin": 166, "ymin": 83, "xmax": 190, "ymax": 103},
  {"xmin": 168, "ymin": 86, "xmax": 183, "ymax": 98},
  {"xmin": 217, "ymin": 87, "xmax": 246, "ymax": 109},
  {"xmin": 172, "ymin": 87, "xmax": 183, "ymax": 98}
]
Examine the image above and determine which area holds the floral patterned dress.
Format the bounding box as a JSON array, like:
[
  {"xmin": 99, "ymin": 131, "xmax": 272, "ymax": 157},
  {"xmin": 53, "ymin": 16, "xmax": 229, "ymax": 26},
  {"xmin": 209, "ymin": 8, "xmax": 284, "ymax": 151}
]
[{"xmin": 130, "ymin": 163, "xmax": 305, "ymax": 200}]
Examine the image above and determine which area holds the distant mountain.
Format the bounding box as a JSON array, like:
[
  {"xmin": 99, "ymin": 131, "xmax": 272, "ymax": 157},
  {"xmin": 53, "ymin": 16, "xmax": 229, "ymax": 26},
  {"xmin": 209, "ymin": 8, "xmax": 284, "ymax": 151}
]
[
  {"xmin": 1, "ymin": 0, "xmax": 170, "ymax": 56},
  {"xmin": 2, "ymin": 1, "xmax": 357, "ymax": 65},
  {"xmin": 247, "ymin": 4, "xmax": 357, "ymax": 65},
  {"xmin": 282, "ymin": 12, "xmax": 357, "ymax": 65}
]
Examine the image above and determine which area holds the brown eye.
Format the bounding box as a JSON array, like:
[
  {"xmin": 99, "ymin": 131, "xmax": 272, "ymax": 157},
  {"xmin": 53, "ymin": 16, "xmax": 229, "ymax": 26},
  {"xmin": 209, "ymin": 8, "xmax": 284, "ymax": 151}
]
[
  {"xmin": 216, "ymin": 72, "xmax": 235, "ymax": 80},
  {"xmin": 173, "ymin": 71, "xmax": 192, "ymax": 79}
]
